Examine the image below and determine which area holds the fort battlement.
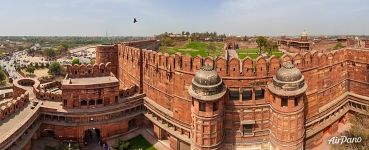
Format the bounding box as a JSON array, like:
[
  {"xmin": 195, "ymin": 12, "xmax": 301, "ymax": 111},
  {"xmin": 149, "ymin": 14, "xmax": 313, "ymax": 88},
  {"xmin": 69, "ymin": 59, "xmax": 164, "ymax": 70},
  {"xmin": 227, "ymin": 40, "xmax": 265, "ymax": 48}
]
[
  {"xmin": 2, "ymin": 39, "xmax": 369, "ymax": 150},
  {"xmin": 118, "ymin": 42, "xmax": 369, "ymax": 79},
  {"xmin": 65, "ymin": 62, "xmax": 113, "ymax": 78},
  {"xmin": 1, "ymin": 78, "xmax": 33, "ymax": 121},
  {"xmin": 0, "ymin": 92, "xmax": 29, "ymax": 120},
  {"xmin": 33, "ymin": 81, "xmax": 62, "ymax": 101},
  {"xmin": 116, "ymin": 40, "xmax": 369, "ymax": 149}
]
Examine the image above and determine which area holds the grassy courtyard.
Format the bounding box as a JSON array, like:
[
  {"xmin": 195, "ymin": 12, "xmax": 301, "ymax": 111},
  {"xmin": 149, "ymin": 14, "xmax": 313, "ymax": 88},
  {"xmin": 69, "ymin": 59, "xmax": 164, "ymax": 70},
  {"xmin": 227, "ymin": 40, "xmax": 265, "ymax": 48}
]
[
  {"xmin": 237, "ymin": 48, "xmax": 284, "ymax": 59},
  {"xmin": 128, "ymin": 135, "xmax": 156, "ymax": 150},
  {"xmin": 114, "ymin": 135, "xmax": 156, "ymax": 150},
  {"xmin": 160, "ymin": 41, "xmax": 224, "ymax": 57}
]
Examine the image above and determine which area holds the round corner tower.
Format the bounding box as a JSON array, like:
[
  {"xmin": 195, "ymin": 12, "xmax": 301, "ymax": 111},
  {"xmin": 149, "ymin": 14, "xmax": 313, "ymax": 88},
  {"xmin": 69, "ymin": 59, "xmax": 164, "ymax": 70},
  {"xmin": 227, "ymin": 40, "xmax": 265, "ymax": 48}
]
[
  {"xmin": 267, "ymin": 62, "xmax": 307, "ymax": 150},
  {"xmin": 188, "ymin": 65, "xmax": 226, "ymax": 150},
  {"xmin": 96, "ymin": 44, "xmax": 118, "ymax": 76}
]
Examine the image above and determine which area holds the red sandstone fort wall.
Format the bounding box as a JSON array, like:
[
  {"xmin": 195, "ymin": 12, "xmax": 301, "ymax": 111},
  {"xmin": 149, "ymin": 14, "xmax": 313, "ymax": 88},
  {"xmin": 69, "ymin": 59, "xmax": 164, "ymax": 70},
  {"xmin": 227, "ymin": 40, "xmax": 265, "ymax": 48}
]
[{"xmin": 116, "ymin": 40, "xmax": 369, "ymax": 146}]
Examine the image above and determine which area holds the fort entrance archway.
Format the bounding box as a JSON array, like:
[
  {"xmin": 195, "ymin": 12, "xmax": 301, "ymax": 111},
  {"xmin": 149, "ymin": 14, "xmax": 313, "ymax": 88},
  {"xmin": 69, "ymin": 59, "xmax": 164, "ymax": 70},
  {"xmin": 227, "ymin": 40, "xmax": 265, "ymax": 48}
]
[
  {"xmin": 41, "ymin": 129, "xmax": 55, "ymax": 138},
  {"xmin": 83, "ymin": 128, "xmax": 101, "ymax": 148}
]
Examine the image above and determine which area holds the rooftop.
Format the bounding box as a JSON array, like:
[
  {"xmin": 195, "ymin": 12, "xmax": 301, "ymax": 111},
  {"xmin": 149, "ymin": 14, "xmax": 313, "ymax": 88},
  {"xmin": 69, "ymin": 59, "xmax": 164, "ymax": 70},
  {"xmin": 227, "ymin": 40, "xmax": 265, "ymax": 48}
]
[{"xmin": 62, "ymin": 76, "xmax": 119, "ymax": 85}]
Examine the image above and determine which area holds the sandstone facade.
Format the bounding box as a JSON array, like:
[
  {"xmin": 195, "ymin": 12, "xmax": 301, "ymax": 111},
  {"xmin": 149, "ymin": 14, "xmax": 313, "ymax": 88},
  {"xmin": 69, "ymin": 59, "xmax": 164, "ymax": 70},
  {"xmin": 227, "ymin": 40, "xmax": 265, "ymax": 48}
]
[{"xmin": 1, "ymin": 40, "xmax": 369, "ymax": 150}]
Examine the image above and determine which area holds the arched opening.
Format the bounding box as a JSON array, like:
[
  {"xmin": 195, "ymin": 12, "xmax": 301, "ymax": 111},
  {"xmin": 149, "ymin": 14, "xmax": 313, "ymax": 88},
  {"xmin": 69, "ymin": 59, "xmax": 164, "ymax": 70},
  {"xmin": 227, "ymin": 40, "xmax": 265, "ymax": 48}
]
[
  {"xmin": 41, "ymin": 129, "xmax": 55, "ymax": 138},
  {"xmin": 89, "ymin": 100, "xmax": 95, "ymax": 105},
  {"xmin": 84, "ymin": 128, "xmax": 101, "ymax": 147},
  {"xmin": 128, "ymin": 118, "xmax": 137, "ymax": 130},
  {"xmin": 63, "ymin": 100, "xmax": 67, "ymax": 107},
  {"xmin": 97, "ymin": 99, "xmax": 103, "ymax": 105},
  {"xmin": 88, "ymin": 70, "xmax": 91, "ymax": 74},
  {"xmin": 81, "ymin": 100, "xmax": 87, "ymax": 106}
]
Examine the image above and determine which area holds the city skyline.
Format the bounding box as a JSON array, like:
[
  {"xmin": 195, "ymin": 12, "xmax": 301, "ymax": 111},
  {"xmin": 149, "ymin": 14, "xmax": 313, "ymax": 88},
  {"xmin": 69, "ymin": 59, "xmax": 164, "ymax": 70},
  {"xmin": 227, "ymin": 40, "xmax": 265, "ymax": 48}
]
[{"xmin": 0, "ymin": 0, "xmax": 368, "ymax": 36}]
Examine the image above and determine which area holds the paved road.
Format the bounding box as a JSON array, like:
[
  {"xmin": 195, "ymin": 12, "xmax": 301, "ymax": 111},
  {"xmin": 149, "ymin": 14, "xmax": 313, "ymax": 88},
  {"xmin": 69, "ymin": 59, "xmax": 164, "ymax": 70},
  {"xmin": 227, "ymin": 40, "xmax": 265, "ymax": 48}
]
[
  {"xmin": 0, "ymin": 45, "xmax": 96, "ymax": 80},
  {"xmin": 0, "ymin": 50, "xmax": 26, "ymax": 80}
]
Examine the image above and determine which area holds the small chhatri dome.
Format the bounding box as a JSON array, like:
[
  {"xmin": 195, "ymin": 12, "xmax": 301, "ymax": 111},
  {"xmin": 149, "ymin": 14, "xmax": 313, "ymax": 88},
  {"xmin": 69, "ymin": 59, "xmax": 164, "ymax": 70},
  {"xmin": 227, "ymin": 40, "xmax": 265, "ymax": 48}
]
[
  {"xmin": 193, "ymin": 65, "xmax": 221, "ymax": 86},
  {"xmin": 268, "ymin": 62, "xmax": 307, "ymax": 96},
  {"xmin": 188, "ymin": 65, "xmax": 226, "ymax": 101},
  {"xmin": 301, "ymin": 31, "xmax": 308, "ymax": 37},
  {"xmin": 276, "ymin": 62, "xmax": 302, "ymax": 82}
]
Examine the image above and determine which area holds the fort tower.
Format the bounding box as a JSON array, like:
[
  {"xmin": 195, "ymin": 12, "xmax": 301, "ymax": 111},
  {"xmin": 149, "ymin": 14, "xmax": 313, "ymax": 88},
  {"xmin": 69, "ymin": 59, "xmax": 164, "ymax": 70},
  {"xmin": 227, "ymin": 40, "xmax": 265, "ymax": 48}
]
[
  {"xmin": 188, "ymin": 65, "xmax": 227, "ymax": 150},
  {"xmin": 268, "ymin": 62, "xmax": 307, "ymax": 150}
]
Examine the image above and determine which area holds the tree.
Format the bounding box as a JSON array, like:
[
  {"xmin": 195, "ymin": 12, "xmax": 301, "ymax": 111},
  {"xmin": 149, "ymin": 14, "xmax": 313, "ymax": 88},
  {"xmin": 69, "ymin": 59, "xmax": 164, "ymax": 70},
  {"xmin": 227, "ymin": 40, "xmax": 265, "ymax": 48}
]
[
  {"xmin": 26, "ymin": 65, "xmax": 35, "ymax": 74},
  {"xmin": 256, "ymin": 36, "xmax": 268, "ymax": 54},
  {"xmin": 333, "ymin": 112, "xmax": 369, "ymax": 150},
  {"xmin": 57, "ymin": 43, "xmax": 69, "ymax": 53},
  {"xmin": 44, "ymin": 48, "xmax": 56, "ymax": 58},
  {"xmin": 265, "ymin": 41, "xmax": 278, "ymax": 56},
  {"xmin": 114, "ymin": 139, "xmax": 130, "ymax": 150},
  {"xmin": 185, "ymin": 32, "xmax": 190, "ymax": 37},
  {"xmin": 0, "ymin": 70, "xmax": 6, "ymax": 82},
  {"xmin": 333, "ymin": 42, "xmax": 344, "ymax": 50},
  {"xmin": 161, "ymin": 37, "xmax": 175, "ymax": 47},
  {"xmin": 48, "ymin": 62, "xmax": 64, "ymax": 76},
  {"xmin": 90, "ymin": 59, "xmax": 96, "ymax": 65},
  {"xmin": 72, "ymin": 58, "xmax": 80, "ymax": 65}
]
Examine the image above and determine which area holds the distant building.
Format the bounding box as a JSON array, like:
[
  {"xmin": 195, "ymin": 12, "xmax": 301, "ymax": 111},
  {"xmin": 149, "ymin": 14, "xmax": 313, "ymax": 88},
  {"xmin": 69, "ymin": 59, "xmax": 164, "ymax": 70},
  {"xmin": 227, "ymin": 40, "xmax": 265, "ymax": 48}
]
[{"xmin": 278, "ymin": 31, "xmax": 311, "ymax": 52}]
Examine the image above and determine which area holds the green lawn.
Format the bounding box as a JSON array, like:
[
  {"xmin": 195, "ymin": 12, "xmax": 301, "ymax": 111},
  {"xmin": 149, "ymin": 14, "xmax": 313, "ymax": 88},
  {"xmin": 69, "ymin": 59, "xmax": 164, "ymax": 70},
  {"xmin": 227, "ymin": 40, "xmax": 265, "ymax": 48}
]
[
  {"xmin": 161, "ymin": 41, "xmax": 224, "ymax": 57},
  {"xmin": 128, "ymin": 135, "xmax": 156, "ymax": 150},
  {"xmin": 237, "ymin": 48, "xmax": 284, "ymax": 59}
]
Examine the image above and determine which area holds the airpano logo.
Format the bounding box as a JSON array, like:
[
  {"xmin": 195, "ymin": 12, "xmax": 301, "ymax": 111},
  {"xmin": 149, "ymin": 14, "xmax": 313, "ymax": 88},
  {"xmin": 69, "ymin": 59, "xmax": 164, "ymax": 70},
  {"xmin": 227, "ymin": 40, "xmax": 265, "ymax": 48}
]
[{"xmin": 328, "ymin": 136, "xmax": 362, "ymax": 144}]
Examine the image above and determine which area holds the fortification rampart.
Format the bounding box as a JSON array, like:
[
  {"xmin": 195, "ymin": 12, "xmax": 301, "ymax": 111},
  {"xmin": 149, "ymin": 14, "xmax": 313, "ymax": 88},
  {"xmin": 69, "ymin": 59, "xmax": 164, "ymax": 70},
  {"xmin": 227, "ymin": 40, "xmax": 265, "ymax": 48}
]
[
  {"xmin": 122, "ymin": 40, "xmax": 159, "ymax": 50},
  {"xmin": 1, "ymin": 78, "xmax": 33, "ymax": 120},
  {"xmin": 117, "ymin": 40, "xmax": 369, "ymax": 147},
  {"xmin": 65, "ymin": 63, "xmax": 112, "ymax": 78},
  {"xmin": 33, "ymin": 81, "xmax": 63, "ymax": 101}
]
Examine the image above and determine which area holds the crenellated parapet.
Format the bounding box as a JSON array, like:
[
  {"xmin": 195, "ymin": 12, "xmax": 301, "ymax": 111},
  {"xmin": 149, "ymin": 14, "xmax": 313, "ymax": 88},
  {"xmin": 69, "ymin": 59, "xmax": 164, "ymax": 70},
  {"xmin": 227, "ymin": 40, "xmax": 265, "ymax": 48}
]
[
  {"xmin": 0, "ymin": 91, "xmax": 29, "ymax": 120},
  {"xmin": 119, "ymin": 45, "xmax": 356, "ymax": 79},
  {"xmin": 33, "ymin": 81, "xmax": 63, "ymax": 101},
  {"xmin": 96, "ymin": 45, "xmax": 119, "ymax": 76},
  {"xmin": 65, "ymin": 62, "xmax": 113, "ymax": 78},
  {"xmin": 114, "ymin": 40, "xmax": 369, "ymax": 149}
]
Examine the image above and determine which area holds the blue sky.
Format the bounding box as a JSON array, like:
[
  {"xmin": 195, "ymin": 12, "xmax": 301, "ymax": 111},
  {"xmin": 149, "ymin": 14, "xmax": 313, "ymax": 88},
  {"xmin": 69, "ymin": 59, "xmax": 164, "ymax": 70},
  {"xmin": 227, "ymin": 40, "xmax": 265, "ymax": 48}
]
[{"xmin": 0, "ymin": 0, "xmax": 368, "ymax": 36}]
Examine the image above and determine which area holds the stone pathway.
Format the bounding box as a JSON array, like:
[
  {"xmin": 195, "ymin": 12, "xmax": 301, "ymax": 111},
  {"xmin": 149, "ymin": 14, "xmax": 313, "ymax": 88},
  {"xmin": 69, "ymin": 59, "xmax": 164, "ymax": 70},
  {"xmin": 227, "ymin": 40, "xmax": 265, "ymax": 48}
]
[{"xmin": 226, "ymin": 49, "xmax": 239, "ymax": 60}]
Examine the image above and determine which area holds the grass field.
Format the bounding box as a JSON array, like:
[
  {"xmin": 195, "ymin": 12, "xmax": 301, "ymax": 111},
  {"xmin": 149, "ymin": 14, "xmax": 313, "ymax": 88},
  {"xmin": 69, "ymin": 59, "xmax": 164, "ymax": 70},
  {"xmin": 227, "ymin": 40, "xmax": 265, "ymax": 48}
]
[
  {"xmin": 160, "ymin": 41, "xmax": 224, "ymax": 57},
  {"xmin": 127, "ymin": 135, "xmax": 156, "ymax": 150},
  {"xmin": 237, "ymin": 48, "xmax": 284, "ymax": 59}
]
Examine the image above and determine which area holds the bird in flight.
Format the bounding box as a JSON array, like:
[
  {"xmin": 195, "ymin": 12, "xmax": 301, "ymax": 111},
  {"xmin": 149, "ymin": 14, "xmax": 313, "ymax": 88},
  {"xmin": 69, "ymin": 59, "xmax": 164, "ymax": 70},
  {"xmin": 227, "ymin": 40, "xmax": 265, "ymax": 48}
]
[{"xmin": 133, "ymin": 18, "xmax": 138, "ymax": 23}]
